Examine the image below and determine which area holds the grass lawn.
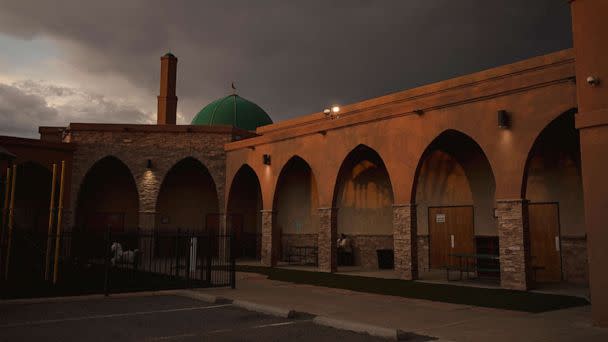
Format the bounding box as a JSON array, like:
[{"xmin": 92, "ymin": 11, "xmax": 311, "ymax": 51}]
[{"xmin": 236, "ymin": 265, "xmax": 589, "ymax": 313}]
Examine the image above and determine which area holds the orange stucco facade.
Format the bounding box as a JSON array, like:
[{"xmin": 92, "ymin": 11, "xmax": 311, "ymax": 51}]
[{"xmin": 225, "ymin": 50, "xmax": 577, "ymax": 211}]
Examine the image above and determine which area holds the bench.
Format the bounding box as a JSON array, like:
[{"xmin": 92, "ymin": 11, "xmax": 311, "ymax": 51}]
[{"xmin": 447, "ymin": 253, "xmax": 500, "ymax": 281}]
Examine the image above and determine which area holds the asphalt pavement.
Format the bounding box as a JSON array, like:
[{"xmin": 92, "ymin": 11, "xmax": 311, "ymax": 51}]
[{"xmin": 0, "ymin": 295, "xmax": 395, "ymax": 342}]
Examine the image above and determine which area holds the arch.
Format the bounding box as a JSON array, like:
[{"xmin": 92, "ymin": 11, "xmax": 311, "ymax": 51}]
[
  {"xmin": 13, "ymin": 161, "xmax": 52, "ymax": 232},
  {"xmin": 156, "ymin": 157, "xmax": 219, "ymax": 232},
  {"xmin": 272, "ymin": 155, "xmax": 320, "ymax": 262},
  {"xmin": 76, "ymin": 156, "xmax": 139, "ymax": 232},
  {"xmin": 522, "ymin": 108, "xmax": 586, "ymax": 283},
  {"xmin": 227, "ymin": 164, "xmax": 263, "ymax": 259},
  {"xmin": 412, "ymin": 130, "xmax": 497, "ymax": 271},
  {"xmin": 522, "ymin": 108, "xmax": 579, "ymax": 198},
  {"xmin": 332, "ymin": 144, "xmax": 395, "ymax": 269}
]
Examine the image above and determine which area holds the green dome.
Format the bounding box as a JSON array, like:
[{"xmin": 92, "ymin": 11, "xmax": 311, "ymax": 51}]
[{"xmin": 191, "ymin": 94, "xmax": 273, "ymax": 131}]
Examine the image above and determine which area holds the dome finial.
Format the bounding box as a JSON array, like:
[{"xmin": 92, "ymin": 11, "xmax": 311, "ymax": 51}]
[{"xmin": 231, "ymin": 81, "xmax": 237, "ymax": 95}]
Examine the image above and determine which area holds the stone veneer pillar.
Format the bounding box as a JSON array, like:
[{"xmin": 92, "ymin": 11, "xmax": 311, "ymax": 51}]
[
  {"xmin": 496, "ymin": 199, "xmax": 531, "ymax": 290},
  {"xmin": 317, "ymin": 207, "xmax": 338, "ymax": 272},
  {"xmin": 139, "ymin": 211, "xmax": 157, "ymax": 231},
  {"xmin": 393, "ymin": 204, "xmax": 418, "ymax": 280},
  {"xmin": 260, "ymin": 210, "xmax": 276, "ymax": 267}
]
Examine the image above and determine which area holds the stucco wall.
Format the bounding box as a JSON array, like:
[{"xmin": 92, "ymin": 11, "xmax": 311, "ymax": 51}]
[
  {"xmin": 274, "ymin": 159, "xmax": 319, "ymax": 235},
  {"xmin": 415, "ymin": 150, "xmax": 497, "ymax": 236},
  {"xmin": 336, "ymin": 155, "xmax": 394, "ymax": 235}
]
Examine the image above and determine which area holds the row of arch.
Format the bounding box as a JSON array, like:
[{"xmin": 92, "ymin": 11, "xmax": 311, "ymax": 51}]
[
  {"xmin": 7, "ymin": 109, "xmax": 583, "ymax": 279},
  {"xmin": 227, "ymin": 110, "xmax": 584, "ymax": 274}
]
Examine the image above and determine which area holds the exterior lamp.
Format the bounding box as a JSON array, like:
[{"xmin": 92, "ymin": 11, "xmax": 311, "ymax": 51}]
[
  {"xmin": 263, "ymin": 154, "xmax": 271, "ymax": 165},
  {"xmin": 323, "ymin": 105, "xmax": 340, "ymax": 119},
  {"xmin": 497, "ymin": 110, "xmax": 510, "ymax": 129}
]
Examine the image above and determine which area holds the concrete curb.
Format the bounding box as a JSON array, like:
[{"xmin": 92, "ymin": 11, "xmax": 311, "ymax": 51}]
[
  {"xmin": 169, "ymin": 290, "xmax": 224, "ymax": 304},
  {"xmin": 313, "ymin": 316, "xmax": 408, "ymax": 340},
  {"xmin": 0, "ymin": 289, "xmax": 181, "ymax": 305},
  {"xmin": 232, "ymin": 300, "xmax": 296, "ymax": 318}
]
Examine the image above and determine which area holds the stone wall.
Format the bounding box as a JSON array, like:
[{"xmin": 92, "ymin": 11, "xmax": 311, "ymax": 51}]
[
  {"xmin": 393, "ymin": 204, "xmax": 417, "ymax": 279},
  {"xmin": 65, "ymin": 126, "xmax": 232, "ymax": 231},
  {"xmin": 347, "ymin": 235, "xmax": 394, "ymax": 269},
  {"xmin": 317, "ymin": 207, "xmax": 337, "ymax": 272},
  {"xmin": 281, "ymin": 233, "xmax": 318, "ymax": 260},
  {"xmin": 496, "ymin": 199, "xmax": 531, "ymax": 290},
  {"xmin": 260, "ymin": 210, "xmax": 275, "ymax": 266},
  {"xmin": 417, "ymin": 235, "xmax": 430, "ymax": 273},
  {"xmin": 561, "ymin": 235, "xmax": 589, "ymax": 284}
]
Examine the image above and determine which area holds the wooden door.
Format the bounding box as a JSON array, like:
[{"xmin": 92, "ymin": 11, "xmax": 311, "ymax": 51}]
[
  {"xmin": 429, "ymin": 206, "xmax": 474, "ymax": 268},
  {"xmin": 529, "ymin": 203, "xmax": 562, "ymax": 282}
]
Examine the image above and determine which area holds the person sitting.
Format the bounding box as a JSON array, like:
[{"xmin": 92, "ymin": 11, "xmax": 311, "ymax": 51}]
[{"xmin": 337, "ymin": 233, "xmax": 353, "ymax": 266}]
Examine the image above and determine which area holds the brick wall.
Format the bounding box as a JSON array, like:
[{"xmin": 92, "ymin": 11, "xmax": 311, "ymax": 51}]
[
  {"xmin": 561, "ymin": 235, "xmax": 589, "ymax": 284},
  {"xmin": 65, "ymin": 128, "xmax": 231, "ymax": 231}
]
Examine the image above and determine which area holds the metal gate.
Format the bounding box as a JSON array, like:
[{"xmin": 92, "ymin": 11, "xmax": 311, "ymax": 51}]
[{"xmin": 0, "ymin": 228, "xmax": 235, "ymax": 298}]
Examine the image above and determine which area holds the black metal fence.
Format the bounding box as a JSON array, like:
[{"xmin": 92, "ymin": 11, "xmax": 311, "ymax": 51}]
[{"xmin": 0, "ymin": 228, "xmax": 235, "ymax": 298}]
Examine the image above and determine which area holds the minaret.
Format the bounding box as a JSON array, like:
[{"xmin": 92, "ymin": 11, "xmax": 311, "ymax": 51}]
[{"xmin": 157, "ymin": 52, "xmax": 178, "ymax": 124}]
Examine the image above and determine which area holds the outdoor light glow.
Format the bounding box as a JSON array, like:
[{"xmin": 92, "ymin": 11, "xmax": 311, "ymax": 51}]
[{"xmin": 332, "ymin": 106, "xmax": 340, "ymax": 113}]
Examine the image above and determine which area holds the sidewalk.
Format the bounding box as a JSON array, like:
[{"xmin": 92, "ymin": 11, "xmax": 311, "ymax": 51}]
[{"xmin": 199, "ymin": 272, "xmax": 608, "ymax": 341}]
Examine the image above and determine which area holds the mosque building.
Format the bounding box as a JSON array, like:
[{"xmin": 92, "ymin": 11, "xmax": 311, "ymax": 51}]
[{"xmin": 1, "ymin": 0, "xmax": 607, "ymax": 326}]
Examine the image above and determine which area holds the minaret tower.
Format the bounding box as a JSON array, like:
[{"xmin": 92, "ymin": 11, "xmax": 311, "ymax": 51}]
[{"xmin": 157, "ymin": 52, "xmax": 178, "ymax": 124}]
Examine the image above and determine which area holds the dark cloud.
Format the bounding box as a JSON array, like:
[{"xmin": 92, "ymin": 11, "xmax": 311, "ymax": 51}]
[
  {"xmin": 0, "ymin": 0, "xmax": 572, "ymax": 125},
  {"xmin": 0, "ymin": 81, "xmax": 150, "ymax": 138}
]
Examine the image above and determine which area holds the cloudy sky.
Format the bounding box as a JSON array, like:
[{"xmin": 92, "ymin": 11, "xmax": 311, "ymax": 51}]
[{"xmin": 0, "ymin": 1, "xmax": 572, "ymax": 138}]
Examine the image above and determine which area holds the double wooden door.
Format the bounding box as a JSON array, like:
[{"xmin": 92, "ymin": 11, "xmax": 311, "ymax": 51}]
[
  {"xmin": 528, "ymin": 203, "xmax": 562, "ymax": 282},
  {"xmin": 429, "ymin": 206, "xmax": 475, "ymax": 268}
]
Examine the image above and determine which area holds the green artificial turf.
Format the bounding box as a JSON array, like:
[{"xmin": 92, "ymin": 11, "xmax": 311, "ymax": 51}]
[{"xmin": 236, "ymin": 265, "xmax": 589, "ymax": 313}]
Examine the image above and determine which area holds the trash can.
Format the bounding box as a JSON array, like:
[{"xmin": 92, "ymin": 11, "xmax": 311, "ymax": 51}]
[{"xmin": 376, "ymin": 249, "xmax": 394, "ymax": 269}]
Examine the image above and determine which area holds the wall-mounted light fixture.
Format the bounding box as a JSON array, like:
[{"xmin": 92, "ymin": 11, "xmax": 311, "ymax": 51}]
[
  {"xmin": 414, "ymin": 109, "xmax": 424, "ymax": 115},
  {"xmin": 263, "ymin": 154, "xmax": 271, "ymax": 165},
  {"xmin": 497, "ymin": 110, "xmax": 510, "ymax": 129},
  {"xmin": 323, "ymin": 105, "xmax": 340, "ymax": 119},
  {"xmin": 146, "ymin": 159, "xmax": 153, "ymax": 169},
  {"xmin": 586, "ymin": 75, "xmax": 600, "ymax": 87}
]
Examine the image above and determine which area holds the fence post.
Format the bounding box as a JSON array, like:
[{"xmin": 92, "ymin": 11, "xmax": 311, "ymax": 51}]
[
  {"xmin": 206, "ymin": 233, "xmax": 212, "ymax": 286},
  {"xmin": 230, "ymin": 235, "xmax": 236, "ymax": 289},
  {"xmin": 185, "ymin": 230, "xmax": 191, "ymax": 287},
  {"xmin": 103, "ymin": 230, "xmax": 111, "ymax": 297},
  {"xmin": 174, "ymin": 229, "xmax": 180, "ymax": 278}
]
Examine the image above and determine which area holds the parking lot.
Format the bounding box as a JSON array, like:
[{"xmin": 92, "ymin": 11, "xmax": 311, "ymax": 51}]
[{"xmin": 0, "ymin": 294, "xmax": 391, "ymax": 341}]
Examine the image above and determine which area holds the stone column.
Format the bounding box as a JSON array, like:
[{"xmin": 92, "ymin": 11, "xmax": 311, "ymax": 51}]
[
  {"xmin": 496, "ymin": 199, "xmax": 531, "ymax": 290},
  {"xmin": 317, "ymin": 207, "xmax": 337, "ymax": 272},
  {"xmin": 260, "ymin": 210, "xmax": 276, "ymax": 267},
  {"xmin": 393, "ymin": 204, "xmax": 418, "ymax": 280}
]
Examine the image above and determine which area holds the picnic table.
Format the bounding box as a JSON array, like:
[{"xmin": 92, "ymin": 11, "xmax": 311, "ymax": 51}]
[{"xmin": 447, "ymin": 253, "xmax": 500, "ymax": 281}]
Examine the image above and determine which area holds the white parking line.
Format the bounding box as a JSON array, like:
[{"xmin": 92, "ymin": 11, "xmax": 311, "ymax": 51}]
[
  {"xmin": 0, "ymin": 304, "xmax": 232, "ymax": 328},
  {"xmin": 252, "ymin": 321, "xmax": 298, "ymax": 329}
]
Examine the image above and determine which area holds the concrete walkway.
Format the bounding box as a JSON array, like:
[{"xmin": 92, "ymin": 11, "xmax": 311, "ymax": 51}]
[{"xmin": 200, "ymin": 272, "xmax": 608, "ymax": 342}]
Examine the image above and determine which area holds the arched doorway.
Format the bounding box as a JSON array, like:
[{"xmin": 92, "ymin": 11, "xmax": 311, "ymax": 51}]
[
  {"xmin": 333, "ymin": 145, "xmax": 394, "ymax": 270},
  {"xmin": 413, "ymin": 130, "xmax": 496, "ymax": 276},
  {"xmin": 76, "ymin": 156, "xmax": 139, "ymax": 233},
  {"xmin": 523, "ymin": 109, "xmax": 586, "ymax": 284},
  {"xmin": 273, "ymin": 156, "xmax": 319, "ymax": 265},
  {"xmin": 14, "ymin": 162, "xmax": 52, "ymax": 233},
  {"xmin": 156, "ymin": 157, "xmax": 219, "ymax": 233},
  {"xmin": 227, "ymin": 165, "xmax": 263, "ymax": 260}
]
